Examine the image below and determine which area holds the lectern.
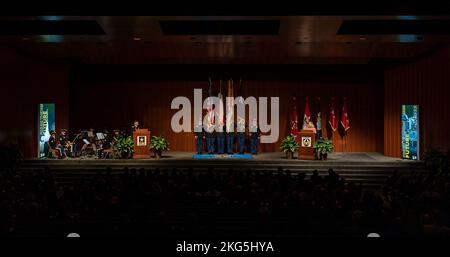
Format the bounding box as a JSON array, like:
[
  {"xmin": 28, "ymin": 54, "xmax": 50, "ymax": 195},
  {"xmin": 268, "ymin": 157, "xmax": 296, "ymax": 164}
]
[
  {"xmin": 133, "ymin": 129, "xmax": 151, "ymax": 159},
  {"xmin": 297, "ymin": 129, "xmax": 316, "ymax": 160}
]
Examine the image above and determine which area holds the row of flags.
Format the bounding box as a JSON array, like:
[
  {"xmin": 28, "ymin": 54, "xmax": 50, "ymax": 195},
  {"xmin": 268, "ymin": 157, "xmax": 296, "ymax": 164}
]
[
  {"xmin": 207, "ymin": 77, "xmax": 244, "ymax": 132},
  {"xmin": 206, "ymin": 78, "xmax": 350, "ymax": 137},
  {"xmin": 290, "ymin": 97, "xmax": 350, "ymax": 138}
]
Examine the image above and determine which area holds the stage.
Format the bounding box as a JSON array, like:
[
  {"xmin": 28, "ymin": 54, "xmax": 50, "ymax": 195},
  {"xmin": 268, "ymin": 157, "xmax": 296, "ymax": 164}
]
[{"xmin": 20, "ymin": 152, "xmax": 425, "ymax": 189}]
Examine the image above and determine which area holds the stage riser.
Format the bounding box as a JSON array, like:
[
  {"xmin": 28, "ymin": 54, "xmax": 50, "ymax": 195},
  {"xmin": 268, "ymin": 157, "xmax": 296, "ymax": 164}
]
[
  {"xmin": 20, "ymin": 168, "xmax": 425, "ymax": 190},
  {"xmin": 18, "ymin": 158, "xmax": 425, "ymax": 190}
]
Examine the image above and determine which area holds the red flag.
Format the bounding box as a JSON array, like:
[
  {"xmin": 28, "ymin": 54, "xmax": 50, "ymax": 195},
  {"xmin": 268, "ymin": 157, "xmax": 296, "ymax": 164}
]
[
  {"xmin": 206, "ymin": 78, "xmax": 215, "ymax": 128},
  {"xmin": 289, "ymin": 97, "xmax": 299, "ymax": 136},
  {"xmin": 328, "ymin": 97, "xmax": 337, "ymax": 131},
  {"xmin": 217, "ymin": 78, "xmax": 224, "ymax": 125},
  {"xmin": 226, "ymin": 79, "xmax": 234, "ymax": 132},
  {"xmin": 340, "ymin": 97, "xmax": 350, "ymax": 131},
  {"xmin": 302, "ymin": 97, "xmax": 313, "ymax": 129}
]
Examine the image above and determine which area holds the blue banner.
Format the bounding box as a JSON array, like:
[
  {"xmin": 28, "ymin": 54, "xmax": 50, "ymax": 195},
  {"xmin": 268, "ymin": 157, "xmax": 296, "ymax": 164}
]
[{"xmin": 401, "ymin": 105, "xmax": 419, "ymax": 160}]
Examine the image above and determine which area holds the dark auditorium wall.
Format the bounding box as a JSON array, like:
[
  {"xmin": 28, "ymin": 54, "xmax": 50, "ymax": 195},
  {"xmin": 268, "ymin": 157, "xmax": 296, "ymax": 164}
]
[
  {"xmin": 70, "ymin": 65, "xmax": 384, "ymax": 153},
  {"xmin": 384, "ymin": 46, "xmax": 450, "ymax": 158},
  {"xmin": 0, "ymin": 46, "xmax": 70, "ymax": 158}
]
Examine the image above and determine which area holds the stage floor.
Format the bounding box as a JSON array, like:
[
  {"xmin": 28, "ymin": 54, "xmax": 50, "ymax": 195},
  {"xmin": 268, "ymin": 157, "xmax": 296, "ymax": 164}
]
[{"xmin": 30, "ymin": 151, "xmax": 410, "ymax": 162}]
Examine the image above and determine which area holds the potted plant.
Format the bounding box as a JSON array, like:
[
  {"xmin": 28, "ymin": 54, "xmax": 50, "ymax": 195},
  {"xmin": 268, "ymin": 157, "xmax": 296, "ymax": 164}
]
[
  {"xmin": 114, "ymin": 135, "xmax": 134, "ymax": 159},
  {"xmin": 313, "ymin": 137, "xmax": 334, "ymax": 160},
  {"xmin": 280, "ymin": 135, "xmax": 300, "ymax": 159},
  {"xmin": 150, "ymin": 135, "xmax": 170, "ymax": 159}
]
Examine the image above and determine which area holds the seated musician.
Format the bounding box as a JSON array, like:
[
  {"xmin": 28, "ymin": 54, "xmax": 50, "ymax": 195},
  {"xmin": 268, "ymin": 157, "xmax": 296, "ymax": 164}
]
[
  {"xmin": 69, "ymin": 130, "xmax": 84, "ymax": 157},
  {"xmin": 57, "ymin": 129, "xmax": 68, "ymax": 159},
  {"xmin": 112, "ymin": 129, "xmax": 121, "ymax": 141},
  {"xmin": 95, "ymin": 129, "xmax": 113, "ymax": 158},
  {"xmin": 47, "ymin": 131, "xmax": 61, "ymax": 158},
  {"xmin": 102, "ymin": 129, "xmax": 111, "ymax": 147},
  {"xmin": 108, "ymin": 129, "xmax": 119, "ymax": 148},
  {"xmin": 81, "ymin": 128, "xmax": 97, "ymax": 156}
]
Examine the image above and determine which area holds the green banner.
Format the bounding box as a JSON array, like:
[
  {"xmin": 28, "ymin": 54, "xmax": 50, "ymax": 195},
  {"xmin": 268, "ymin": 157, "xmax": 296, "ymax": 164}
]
[{"xmin": 38, "ymin": 103, "xmax": 55, "ymax": 158}]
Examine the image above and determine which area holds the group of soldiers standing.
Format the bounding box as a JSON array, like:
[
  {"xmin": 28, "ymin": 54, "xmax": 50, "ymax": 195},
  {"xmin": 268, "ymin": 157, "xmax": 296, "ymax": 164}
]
[{"xmin": 194, "ymin": 117, "xmax": 261, "ymax": 155}]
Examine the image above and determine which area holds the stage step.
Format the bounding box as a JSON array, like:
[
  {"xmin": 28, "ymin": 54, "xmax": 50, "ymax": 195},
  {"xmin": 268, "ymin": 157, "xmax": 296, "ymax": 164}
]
[{"xmin": 18, "ymin": 158, "xmax": 425, "ymax": 190}]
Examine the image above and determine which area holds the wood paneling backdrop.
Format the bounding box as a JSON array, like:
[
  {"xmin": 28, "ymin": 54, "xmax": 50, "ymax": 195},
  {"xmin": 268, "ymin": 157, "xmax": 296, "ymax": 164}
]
[
  {"xmin": 3, "ymin": 44, "xmax": 450, "ymax": 158},
  {"xmin": 70, "ymin": 65, "xmax": 384, "ymax": 153},
  {"xmin": 0, "ymin": 46, "xmax": 69, "ymax": 158},
  {"xmin": 384, "ymin": 46, "xmax": 450, "ymax": 158}
]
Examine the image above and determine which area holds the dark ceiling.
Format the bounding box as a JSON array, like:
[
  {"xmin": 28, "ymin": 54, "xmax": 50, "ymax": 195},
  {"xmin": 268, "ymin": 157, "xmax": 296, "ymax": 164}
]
[{"xmin": 2, "ymin": 16, "xmax": 450, "ymax": 64}]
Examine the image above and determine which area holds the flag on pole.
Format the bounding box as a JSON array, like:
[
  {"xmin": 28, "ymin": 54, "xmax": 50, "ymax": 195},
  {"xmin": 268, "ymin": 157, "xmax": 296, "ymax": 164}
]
[
  {"xmin": 208, "ymin": 77, "xmax": 213, "ymax": 99},
  {"xmin": 226, "ymin": 78, "xmax": 234, "ymax": 132},
  {"xmin": 217, "ymin": 78, "xmax": 224, "ymax": 126},
  {"xmin": 316, "ymin": 97, "xmax": 322, "ymax": 139},
  {"xmin": 302, "ymin": 97, "xmax": 313, "ymax": 129},
  {"xmin": 236, "ymin": 78, "xmax": 245, "ymax": 132},
  {"xmin": 238, "ymin": 77, "xmax": 244, "ymax": 104},
  {"xmin": 340, "ymin": 97, "xmax": 350, "ymax": 131},
  {"xmin": 328, "ymin": 97, "xmax": 337, "ymax": 131},
  {"xmin": 289, "ymin": 97, "xmax": 299, "ymax": 137},
  {"xmin": 207, "ymin": 77, "xmax": 215, "ymax": 128},
  {"xmin": 218, "ymin": 78, "xmax": 224, "ymax": 103}
]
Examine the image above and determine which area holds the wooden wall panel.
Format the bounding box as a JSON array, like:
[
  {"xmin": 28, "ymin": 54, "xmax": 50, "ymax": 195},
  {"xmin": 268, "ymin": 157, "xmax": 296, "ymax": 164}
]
[
  {"xmin": 0, "ymin": 46, "xmax": 70, "ymax": 158},
  {"xmin": 384, "ymin": 46, "xmax": 450, "ymax": 157},
  {"xmin": 70, "ymin": 66, "xmax": 384, "ymax": 153}
]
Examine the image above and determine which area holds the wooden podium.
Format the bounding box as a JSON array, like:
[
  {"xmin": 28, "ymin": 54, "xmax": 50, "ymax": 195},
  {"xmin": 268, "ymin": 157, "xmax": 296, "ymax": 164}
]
[
  {"xmin": 297, "ymin": 129, "xmax": 316, "ymax": 160},
  {"xmin": 133, "ymin": 129, "xmax": 151, "ymax": 159}
]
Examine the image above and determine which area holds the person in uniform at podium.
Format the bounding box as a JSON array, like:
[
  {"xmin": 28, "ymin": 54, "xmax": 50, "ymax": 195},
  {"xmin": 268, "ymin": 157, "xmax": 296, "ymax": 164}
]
[
  {"xmin": 81, "ymin": 128, "xmax": 97, "ymax": 156},
  {"xmin": 236, "ymin": 116, "xmax": 246, "ymax": 154},
  {"xmin": 130, "ymin": 120, "xmax": 140, "ymax": 136},
  {"xmin": 302, "ymin": 116, "xmax": 317, "ymax": 134},
  {"xmin": 194, "ymin": 118, "xmax": 205, "ymax": 154},
  {"xmin": 216, "ymin": 120, "xmax": 226, "ymax": 154},
  {"xmin": 249, "ymin": 118, "xmax": 261, "ymax": 155},
  {"xmin": 226, "ymin": 122, "xmax": 235, "ymax": 154}
]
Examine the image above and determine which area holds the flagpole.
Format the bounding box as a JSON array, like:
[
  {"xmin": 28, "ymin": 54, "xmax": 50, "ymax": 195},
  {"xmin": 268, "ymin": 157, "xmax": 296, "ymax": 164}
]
[{"xmin": 344, "ymin": 132, "xmax": 346, "ymax": 153}]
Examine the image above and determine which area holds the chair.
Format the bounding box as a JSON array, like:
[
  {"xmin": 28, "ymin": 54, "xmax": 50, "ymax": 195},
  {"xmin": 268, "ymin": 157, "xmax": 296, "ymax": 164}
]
[
  {"xmin": 102, "ymin": 148, "xmax": 115, "ymax": 159},
  {"xmin": 46, "ymin": 142, "xmax": 60, "ymax": 159}
]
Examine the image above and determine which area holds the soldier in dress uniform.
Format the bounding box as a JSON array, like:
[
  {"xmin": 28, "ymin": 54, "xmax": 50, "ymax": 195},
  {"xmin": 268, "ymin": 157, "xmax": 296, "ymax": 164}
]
[
  {"xmin": 216, "ymin": 120, "xmax": 226, "ymax": 154},
  {"xmin": 206, "ymin": 125, "xmax": 215, "ymax": 154},
  {"xmin": 249, "ymin": 118, "xmax": 261, "ymax": 155},
  {"xmin": 194, "ymin": 118, "xmax": 205, "ymax": 154},
  {"xmin": 236, "ymin": 116, "xmax": 246, "ymax": 154},
  {"xmin": 205, "ymin": 111, "xmax": 216, "ymax": 154},
  {"xmin": 58, "ymin": 129, "xmax": 68, "ymax": 158},
  {"xmin": 47, "ymin": 130, "xmax": 58, "ymax": 158},
  {"xmin": 226, "ymin": 122, "xmax": 235, "ymax": 154}
]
